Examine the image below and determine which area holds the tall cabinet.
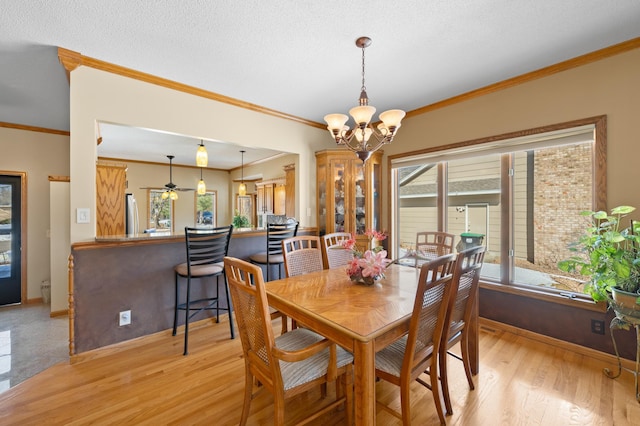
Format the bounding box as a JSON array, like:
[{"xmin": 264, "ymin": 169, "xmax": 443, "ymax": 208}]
[{"xmin": 316, "ymin": 150, "xmax": 382, "ymax": 244}]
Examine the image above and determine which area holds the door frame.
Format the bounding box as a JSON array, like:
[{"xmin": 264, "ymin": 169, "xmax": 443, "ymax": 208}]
[{"xmin": 0, "ymin": 171, "xmax": 27, "ymax": 303}]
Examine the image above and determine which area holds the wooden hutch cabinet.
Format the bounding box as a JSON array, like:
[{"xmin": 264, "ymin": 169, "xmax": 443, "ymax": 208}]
[{"xmin": 315, "ymin": 150, "xmax": 382, "ymax": 243}]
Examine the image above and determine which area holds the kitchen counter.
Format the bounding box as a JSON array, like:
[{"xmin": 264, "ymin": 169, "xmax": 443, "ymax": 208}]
[{"xmin": 69, "ymin": 226, "xmax": 317, "ymax": 355}]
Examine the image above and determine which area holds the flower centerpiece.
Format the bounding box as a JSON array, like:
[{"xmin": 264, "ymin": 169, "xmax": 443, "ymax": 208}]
[{"xmin": 342, "ymin": 230, "xmax": 392, "ymax": 285}]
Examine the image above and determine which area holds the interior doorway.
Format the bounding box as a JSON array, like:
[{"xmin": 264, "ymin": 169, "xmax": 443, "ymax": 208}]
[{"xmin": 0, "ymin": 174, "xmax": 24, "ymax": 306}]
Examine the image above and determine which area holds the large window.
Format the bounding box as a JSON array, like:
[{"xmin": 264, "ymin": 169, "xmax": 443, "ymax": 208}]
[
  {"xmin": 195, "ymin": 190, "xmax": 217, "ymax": 228},
  {"xmin": 391, "ymin": 117, "xmax": 606, "ymax": 298},
  {"xmin": 148, "ymin": 189, "xmax": 173, "ymax": 231}
]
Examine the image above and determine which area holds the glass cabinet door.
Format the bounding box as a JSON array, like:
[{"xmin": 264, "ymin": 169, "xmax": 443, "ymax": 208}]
[
  {"xmin": 333, "ymin": 162, "xmax": 346, "ymax": 232},
  {"xmin": 354, "ymin": 161, "xmax": 366, "ymax": 235},
  {"xmin": 317, "ymin": 163, "xmax": 327, "ymax": 235}
]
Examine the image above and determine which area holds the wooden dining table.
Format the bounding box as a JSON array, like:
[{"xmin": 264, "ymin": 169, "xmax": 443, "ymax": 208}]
[{"xmin": 265, "ymin": 263, "xmax": 480, "ymax": 425}]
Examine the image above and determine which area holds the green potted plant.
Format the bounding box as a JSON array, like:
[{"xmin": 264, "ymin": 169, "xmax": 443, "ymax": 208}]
[
  {"xmin": 232, "ymin": 210, "xmax": 251, "ymax": 229},
  {"xmin": 558, "ymin": 205, "xmax": 640, "ymax": 324}
]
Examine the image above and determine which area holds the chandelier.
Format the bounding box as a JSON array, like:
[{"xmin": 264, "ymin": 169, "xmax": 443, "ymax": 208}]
[
  {"xmin": 238, "ymin": 150, "xmax": 247, "ymax": 196},
  {"xmin": 196, "ymin": 140, "xmax": 208, "ymax": 167},
  {"xmin": 324, "ymin": 36, "xmax": 405, "ymax": 162}
]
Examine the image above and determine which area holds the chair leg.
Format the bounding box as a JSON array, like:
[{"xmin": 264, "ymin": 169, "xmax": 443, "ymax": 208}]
[
  {"xmin": 430, "ymin": 357, "xmax": 447, "ymax": 425},
  {"xmin": 223, "ymin": 273, "xmax": 235, "ymax": 339},
  {"xmin": 172, "ymin": 273, "xmax": 179, "ymax": 336},
  {"xmin": 400, "ymin": 379, "xmax": 412, "ymax": 426},
  {"xmin": 215, "ymin": 275, "xmax": 221, "ymax": 323},
  {"xmin": 183, "ymin": 276, "xmax": 192, "ymax": 356},
  {"xmin": 239, "ymin": 368, "xmax": 254, "ymax": 426},
  {"xmin": 460, "ymin": 331, "xmax": 475, "ymax": 390},
  {"xmin": 440, "ymin": 346, "xmax": 453, "ymax": 415}
]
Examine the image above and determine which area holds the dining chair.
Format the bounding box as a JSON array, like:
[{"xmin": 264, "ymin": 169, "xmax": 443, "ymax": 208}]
[
  {"xmin": 439, "ymin": 245, "xmax": 486, "ymax": 416},
  {"xmin": 280, "ymin": 235, "xmax": 324, "ymax": 332},
  {"xmin": 375, "ymin": 253, "xmax": 458, "ymax": 425},
  {"xmin": 283, "ymin": 235, "xmax": 324, "ymax": 278},
  {"xmin": 173, "ymin": 225, "xmax": 234, "ymax": 356},
  {"xmin": 223, "ymin": 256, "xmax": 354, "ymax": 426},
  {"xmin": 411, "ymin": 231, "xmax": 455, "ymax": 267},
  {"xmin": 249, "ymin": 219, "xmax": 299, "ymax": 281},
  {"xmin": 321, "ymin": 232, "xmax": 354, "ymax": 269}
]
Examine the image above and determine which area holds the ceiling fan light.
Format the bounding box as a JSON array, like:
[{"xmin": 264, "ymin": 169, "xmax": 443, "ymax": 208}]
[
  {"xmin": 161, "ymin": 191, "xmax": 169, "ymax": 200},
  {"xmin": 169, "ymin": 191, "xmax": 178, "ymax": 201},
  {"xmin": 196, "ymin": 141, "xmax": 208, "ymax": 167}
]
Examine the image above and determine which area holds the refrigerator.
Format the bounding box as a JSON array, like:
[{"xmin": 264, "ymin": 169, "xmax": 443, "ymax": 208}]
[{"xmin": 125, "ymin": 193, "xmax": 139, "ymax": 235}]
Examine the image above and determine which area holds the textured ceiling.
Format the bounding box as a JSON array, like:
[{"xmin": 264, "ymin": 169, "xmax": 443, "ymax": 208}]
[{"xmin": 1, "ymin": 1, "xmax": 640, "ymax": 168}]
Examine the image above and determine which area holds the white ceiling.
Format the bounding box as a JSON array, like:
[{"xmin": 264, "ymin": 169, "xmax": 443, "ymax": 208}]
[{"xmin": 2, "ymin": 1, "xmax": 640, "ymax": 168}]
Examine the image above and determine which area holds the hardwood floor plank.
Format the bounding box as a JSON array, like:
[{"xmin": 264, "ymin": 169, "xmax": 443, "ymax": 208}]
[{"xmin": 1, "ymin": 317, "xmax": 638, "ymax": 425}]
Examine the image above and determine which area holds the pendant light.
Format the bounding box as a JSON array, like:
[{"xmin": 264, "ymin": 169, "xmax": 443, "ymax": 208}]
[
  {"xmin": 238, "ymin": 150, "xmax": 247, "ymax": 196},
  {"xmin": 196, "ymin": 140, "xmax": 208, "ymax": 167},
  {"xmin": 197, "ymin": 166, "xmax": 206, "ymax": 195}
]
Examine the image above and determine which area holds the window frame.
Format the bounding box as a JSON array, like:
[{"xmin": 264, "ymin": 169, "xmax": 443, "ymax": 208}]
[{"xmin": 388, "ymin": 115, "xmax": 607, "ymax": 304}]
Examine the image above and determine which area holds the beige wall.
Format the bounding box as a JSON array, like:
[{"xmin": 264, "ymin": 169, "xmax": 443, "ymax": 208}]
[
  {"xmin": 0, "ymin": 127, "xmax": 70, "ymax": 301},
  {"xmin": 384, "ymin": 48, "xmax": 640, "ymax": 229},
  {"xmin": 69, "ymin": 66, "xmax": 334, "ymax": 243}
]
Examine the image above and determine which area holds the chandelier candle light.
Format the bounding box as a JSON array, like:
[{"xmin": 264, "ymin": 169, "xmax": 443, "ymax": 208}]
[{"xmin": 324, "ymin": 37, "xmax": 406, "ymax": 162}]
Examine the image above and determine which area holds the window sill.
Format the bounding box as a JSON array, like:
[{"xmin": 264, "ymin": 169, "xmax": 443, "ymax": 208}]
[{"xmin": 479, "ymin": 280, "xmax": 607, "ymax": 313}]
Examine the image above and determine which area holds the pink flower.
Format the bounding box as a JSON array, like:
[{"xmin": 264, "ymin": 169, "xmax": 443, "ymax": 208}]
[
  {"xmin": 346, "ymin": 257, "xmax": 361, "ymax": 276},
  {"xmin": 365, "ymin": 229, "xmax": 387, "ymax": 242},
  {"xmin": 341, "ymin": 237, "xmax": 356, "ymax": 250},
  {"xmin": 357, "ymin": 250, "xmax": 390, "ymax": 277}
]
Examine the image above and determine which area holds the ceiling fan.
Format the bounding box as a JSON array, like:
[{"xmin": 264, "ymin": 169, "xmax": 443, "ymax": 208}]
[{"xmin": 140, "ymin": 155, "xmax": 194, "ymax": 197}]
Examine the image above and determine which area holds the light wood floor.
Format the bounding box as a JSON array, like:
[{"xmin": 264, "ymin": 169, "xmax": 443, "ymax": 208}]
[{"xmin": 1, "ymin": 317, "xmax": 639, "ymax": 425}]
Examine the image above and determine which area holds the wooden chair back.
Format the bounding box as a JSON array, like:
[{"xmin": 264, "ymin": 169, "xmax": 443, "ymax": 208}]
[
  {"xmin": 413, "ymin": 231, "xmax": 455, "ymax": 267},
  {"xmin": 282, "ymin": 236, "xmax": 323, "ymax": 277},
  {"xmin": 321, "ymin": 232, "xmax": 354, "ymax": 269}
]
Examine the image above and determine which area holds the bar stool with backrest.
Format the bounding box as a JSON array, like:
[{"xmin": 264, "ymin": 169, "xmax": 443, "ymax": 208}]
[
  {"xmin": 321, "ymin": 232, "xmax": 354, "ymax": 269},
  {"xmin": 173, "ymin": 225, "xmax": 234, "ymax": 355},
  {"xmin": 223, "ymin": 256, "xmax": 354, "ymax": 426},
  {"xmin": 374, "ymin": 253, "xmax": 458, "ymax": 425},
  {"xmin": 439, "ymin": 245, "xmax": 486, "ymax": 416},
  {"xmin": 409, "ymin": 231, "xmax": 455, "ymax": 268},
  {"xmin": 249, "ymin": 218, "xmax": 298, "ymax": 282}
]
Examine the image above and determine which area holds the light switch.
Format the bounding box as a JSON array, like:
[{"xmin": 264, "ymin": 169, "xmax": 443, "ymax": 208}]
[{"xmin": 77, "ymin": 208, "xmax": 90, "ymax": 224}]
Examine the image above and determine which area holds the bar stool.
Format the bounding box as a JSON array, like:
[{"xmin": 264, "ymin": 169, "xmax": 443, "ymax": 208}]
[
  {"xmin": 173, "ymin": 225, "xmax": 234, "ymax": 355},
  {"xmin": 249, "ymin": 218, "xmax": 298, "ymax": 282}
]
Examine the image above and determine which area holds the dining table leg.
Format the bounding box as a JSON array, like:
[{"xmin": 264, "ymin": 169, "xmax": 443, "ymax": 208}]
[{"xmin": 353, "ymin": 339, "xmax": 376, "ymax": 425}]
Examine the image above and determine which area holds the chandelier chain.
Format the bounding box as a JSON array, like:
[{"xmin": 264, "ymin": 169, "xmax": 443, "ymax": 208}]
[{"xmin": 361, "ymin": 45, "xmax": 367, "ymax": 95}]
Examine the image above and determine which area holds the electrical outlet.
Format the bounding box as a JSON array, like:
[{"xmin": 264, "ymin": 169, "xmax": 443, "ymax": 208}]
[
  {"xmin": 591, "ymin": 319, "xmax": 605, "ymax": 335},
  {"xmin": 119, "ymin": 310, "xmax": 131, "ymax": 326}
]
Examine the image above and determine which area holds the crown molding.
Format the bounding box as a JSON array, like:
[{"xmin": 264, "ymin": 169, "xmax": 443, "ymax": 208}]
[
  {"xmin": 56, "ymin": 48, "xmax": 325, "ymax": 130},
  {"xmin": 0, "ymin": 121, "xmax": 70, "ymax": 136}
]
